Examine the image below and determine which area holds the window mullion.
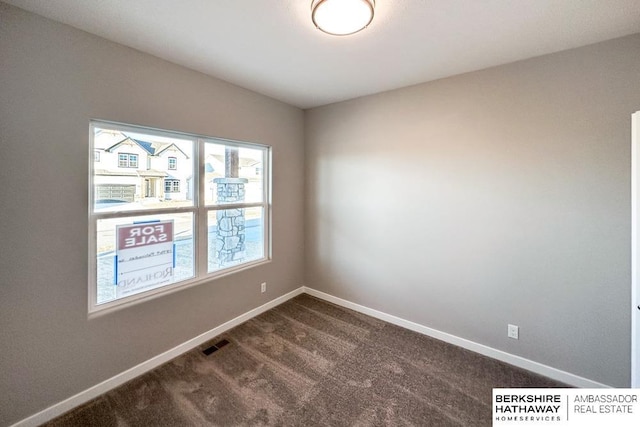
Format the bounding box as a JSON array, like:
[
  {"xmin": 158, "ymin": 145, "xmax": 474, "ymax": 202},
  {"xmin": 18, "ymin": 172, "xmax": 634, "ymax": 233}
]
[
  {"xmin": 196, "ymin": 138, "xmax": 208, "ymax": 278},
  {"xmin": 264, "ymin": 148, "xmax": 271, "ymax": 259},
  {"xmin": 205, "ymin": 201, "xmax": 264, "ymax": 211}
]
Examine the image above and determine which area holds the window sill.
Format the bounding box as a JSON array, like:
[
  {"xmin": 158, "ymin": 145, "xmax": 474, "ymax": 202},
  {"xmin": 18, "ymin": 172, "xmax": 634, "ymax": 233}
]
[{"xmin": 88, "ymin": 258, "xmax": 271, "ymax": 318}]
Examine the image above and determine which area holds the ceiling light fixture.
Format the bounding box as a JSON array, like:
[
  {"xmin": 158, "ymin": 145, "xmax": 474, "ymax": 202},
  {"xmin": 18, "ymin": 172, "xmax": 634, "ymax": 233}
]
[{"xmin": 311, "ymin": 0, "xmax": 375, "ymax": 36}]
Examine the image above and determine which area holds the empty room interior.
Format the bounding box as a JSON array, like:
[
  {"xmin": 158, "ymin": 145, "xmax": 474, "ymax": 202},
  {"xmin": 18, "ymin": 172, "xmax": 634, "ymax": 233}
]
[{"xmin": 2, "ymin": 1, "xmax": 640, "ymax": 426}]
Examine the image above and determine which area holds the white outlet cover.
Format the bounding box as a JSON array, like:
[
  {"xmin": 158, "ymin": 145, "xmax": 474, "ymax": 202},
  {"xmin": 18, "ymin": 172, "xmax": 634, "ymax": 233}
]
[{"xmin": 508, "ymin": 324, "xmax": 519, "ymax": 340}]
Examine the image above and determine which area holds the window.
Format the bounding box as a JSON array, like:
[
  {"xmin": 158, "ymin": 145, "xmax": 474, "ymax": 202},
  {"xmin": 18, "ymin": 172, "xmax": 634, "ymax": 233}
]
[
  {"xmin": 164, "ymin": 179, "xmax": 180, "ymax": 193},
  {"xmin": 168, "ymin": 157, "xmax": 177, "ymax": 170},
  {"xmin": 89, "ymin": 121, "xmax": 270, "ymax": 314},
  {"xmin": 204, "ymin": 142, "xmax": 267, "ymax": 273},
  {"xmin": 94, "ymin": 150, "xmax": 100, "ymax": 162},
  {"xmin": 118, "ymin": 153, "xmax": 138, "ymax": 168}
]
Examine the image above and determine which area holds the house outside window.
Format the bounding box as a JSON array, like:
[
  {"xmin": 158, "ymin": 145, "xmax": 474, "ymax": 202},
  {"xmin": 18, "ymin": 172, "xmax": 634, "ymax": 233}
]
[
  {"xmin": 118, "ymin": 153, "xmax": 138, "ymax": 168},
  {"xmin": 168, "ymin": 157, "xmax": 177, "ymax": 170},
  {"xmin": 89, "ymin": 121, "xmax": 270, "ymax": 314}
]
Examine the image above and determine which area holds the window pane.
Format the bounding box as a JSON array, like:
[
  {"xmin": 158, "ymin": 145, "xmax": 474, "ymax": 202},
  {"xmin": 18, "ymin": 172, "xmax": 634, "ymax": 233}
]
[
  {"xmin": 96, "ymin": 212, "xmax": 194, "ymax": 305},
  {"xmin": 204, "ymin": 142, "xmax": 264, "ymax": 205},
  {"xmin": 208, "ymin": 207, "xmax": 264, "ymax": 272},
  {"xmin": 93, "ymin": 127, "xmax": 194, "ymax": 212}
]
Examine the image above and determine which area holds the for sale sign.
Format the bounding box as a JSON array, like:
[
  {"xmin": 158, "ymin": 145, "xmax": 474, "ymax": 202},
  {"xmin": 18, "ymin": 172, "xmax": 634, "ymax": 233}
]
[{"xmin": 115, "ymin": 220, "xmax": 174, "ymax": 298}]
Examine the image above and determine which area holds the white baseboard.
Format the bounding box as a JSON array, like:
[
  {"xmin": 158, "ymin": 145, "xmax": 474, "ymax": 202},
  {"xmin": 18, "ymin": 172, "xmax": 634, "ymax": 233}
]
[
  {"xmin": 302, "ymin": 286, "xmax": 611, "ymax": 389},
  {"xmin": 14, "ymin": 284, "xmax": 610, "ymax": 426},
  {"xmin": 12, "ymin": 287, "xmax": 305, "ymax": 427}
]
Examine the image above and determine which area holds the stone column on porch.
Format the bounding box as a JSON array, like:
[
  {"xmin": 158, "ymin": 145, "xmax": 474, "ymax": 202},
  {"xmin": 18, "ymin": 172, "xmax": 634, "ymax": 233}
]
[{"xmin": 214, "ymin": 177, "xmax": 248, "ymax": 265}]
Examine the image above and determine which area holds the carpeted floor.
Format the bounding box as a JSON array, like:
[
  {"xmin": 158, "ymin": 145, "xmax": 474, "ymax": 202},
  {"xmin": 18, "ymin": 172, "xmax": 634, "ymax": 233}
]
[{"xmin": 44, "ymin": 294, "xmax": 565, "ymax": 426}]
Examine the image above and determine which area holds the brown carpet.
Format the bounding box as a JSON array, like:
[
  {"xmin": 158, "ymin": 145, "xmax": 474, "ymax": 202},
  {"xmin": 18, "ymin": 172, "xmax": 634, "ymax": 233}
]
[{"xmin": 43, "ymin": 294, "xmax": 565, "ymax": 426}]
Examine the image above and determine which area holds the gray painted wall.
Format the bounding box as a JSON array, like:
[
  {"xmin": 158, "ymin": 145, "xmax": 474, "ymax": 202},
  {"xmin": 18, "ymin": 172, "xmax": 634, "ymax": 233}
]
[
  {"xmin": 0, "ymin": 4, "xmax": 304, "ymax": 425},
  {"xmin": 305, "ymin": 34, "xmax": 640, "ymax": 388}
]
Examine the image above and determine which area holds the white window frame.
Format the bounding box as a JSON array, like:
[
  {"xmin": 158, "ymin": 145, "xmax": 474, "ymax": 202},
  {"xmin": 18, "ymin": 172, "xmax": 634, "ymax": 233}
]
[
  {"xmin": 164, "ymin": 179, "xmax": 180, "ymax": 193},
  {"xmin": 88, "ymin": 120, "xmax": 271, "ymax": 315},
  {"xmin": 168, "ymin": 156, "xmax": 177, "ymax": 170},
  {"xmin": 118, "ymin": 153, "xmax": 138, "ymax": 168}
]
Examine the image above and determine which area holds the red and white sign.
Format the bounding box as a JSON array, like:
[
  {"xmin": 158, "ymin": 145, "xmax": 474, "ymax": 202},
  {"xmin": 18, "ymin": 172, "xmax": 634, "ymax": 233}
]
[{"xmin": 115, "ymin": 220, "xmax": 174, "ymax": 298}]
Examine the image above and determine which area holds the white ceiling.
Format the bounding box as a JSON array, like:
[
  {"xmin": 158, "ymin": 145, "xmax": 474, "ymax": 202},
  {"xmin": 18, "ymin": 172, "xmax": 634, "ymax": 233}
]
[{"xmin": 5, "ymin": 0, "xmax": 640, "ymax": 109}]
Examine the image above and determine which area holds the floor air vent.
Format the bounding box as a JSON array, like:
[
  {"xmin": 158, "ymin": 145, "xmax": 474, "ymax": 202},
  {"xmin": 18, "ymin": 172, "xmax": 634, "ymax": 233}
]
[{"xmin": 203, "ymin": 339, "xmax": 230, "ymax": 356}]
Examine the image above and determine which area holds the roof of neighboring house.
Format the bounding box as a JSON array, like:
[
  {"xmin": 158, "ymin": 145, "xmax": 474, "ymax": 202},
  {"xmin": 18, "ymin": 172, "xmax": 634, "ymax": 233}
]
[
  {"xmin": 155, "ymin": 143, "xmax": 190, "ymax": 159},
  {"xmin": 94, "ymin": 169, "xmax": 169, "ymax": 178},
  {"xmin": 104, "ymin": 137, "xmax": 149, "ymax": 154},
  {"xmin": 137, "ymin": 170, "xmax": 169, "ymax": 178},
  {"xmin": 105, "ymin": 136, "xmax": 181, "ymax": 157},
  {"xmin": 94, "ymin": 169, "xmax": 138, "ymax": 177},
  {"xmin": 131, "ymin": 138, "xmax": 157, "ymax": 155}
]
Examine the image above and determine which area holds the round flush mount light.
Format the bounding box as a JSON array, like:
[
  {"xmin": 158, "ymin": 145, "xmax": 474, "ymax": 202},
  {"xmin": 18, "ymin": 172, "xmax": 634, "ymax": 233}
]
[{"xmin": 311, "ymin": 0, "xmax": 375, "ymax": 36}]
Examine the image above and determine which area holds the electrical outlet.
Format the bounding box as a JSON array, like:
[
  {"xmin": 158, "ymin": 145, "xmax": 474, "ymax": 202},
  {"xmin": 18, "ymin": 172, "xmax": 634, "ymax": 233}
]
[
  {"xmin": 261, "ymin": 282, "xmax": 266, "ymax": 293},
  {"xmin": 508, "ymin": 324, "xmax": 519, "ymax": 340}
]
